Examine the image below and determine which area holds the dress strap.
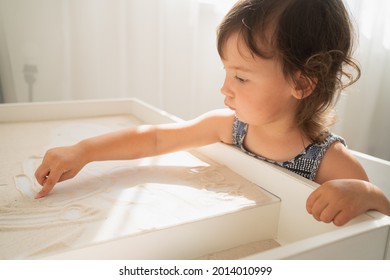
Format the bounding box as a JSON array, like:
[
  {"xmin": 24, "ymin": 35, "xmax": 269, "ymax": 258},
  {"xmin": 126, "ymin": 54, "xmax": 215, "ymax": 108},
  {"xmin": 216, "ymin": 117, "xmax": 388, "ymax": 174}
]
[{"xmin": 232, "ymin": 115, "xmax": 248, "ymax": 148}]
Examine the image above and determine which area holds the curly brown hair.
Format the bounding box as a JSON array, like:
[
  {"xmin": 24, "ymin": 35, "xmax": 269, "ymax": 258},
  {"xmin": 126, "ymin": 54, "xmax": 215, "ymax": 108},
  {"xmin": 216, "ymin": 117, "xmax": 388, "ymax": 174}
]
[{"xmin": 217, "ymin": 0, "xmax": 360, "ymax": 142}]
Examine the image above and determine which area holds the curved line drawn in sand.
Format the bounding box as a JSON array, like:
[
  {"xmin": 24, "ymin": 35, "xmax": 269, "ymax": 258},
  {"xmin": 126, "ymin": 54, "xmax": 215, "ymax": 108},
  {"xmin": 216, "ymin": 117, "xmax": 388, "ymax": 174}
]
[
  {"xmin": 0, "ymin": 203, "xmax": 101, "ymax": 230},
  {"xmin": 41, "ymin": 173, "xmax": 110, "ymax": 207},
  {"xmin": 16, "ymin": 157, "xmax": 112, "ymax": 207}
]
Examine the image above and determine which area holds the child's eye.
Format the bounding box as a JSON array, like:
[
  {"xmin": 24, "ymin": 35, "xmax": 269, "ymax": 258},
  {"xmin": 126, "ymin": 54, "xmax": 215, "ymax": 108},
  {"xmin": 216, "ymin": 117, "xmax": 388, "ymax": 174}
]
[{"xmin": 234, "ymin": 75, "xmax": 248, "ymax": 83}]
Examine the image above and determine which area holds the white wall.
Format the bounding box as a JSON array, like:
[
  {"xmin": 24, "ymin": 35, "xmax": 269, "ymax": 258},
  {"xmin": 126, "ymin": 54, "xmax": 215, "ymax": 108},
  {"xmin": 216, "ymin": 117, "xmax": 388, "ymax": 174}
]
[{"xmin": 0, "ymin": 0, "xmax": 231, "ymax": 120}]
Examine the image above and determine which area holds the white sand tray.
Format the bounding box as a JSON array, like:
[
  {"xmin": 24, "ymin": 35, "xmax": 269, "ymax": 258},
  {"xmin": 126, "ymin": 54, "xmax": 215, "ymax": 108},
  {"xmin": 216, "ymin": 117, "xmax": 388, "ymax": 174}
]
[{"xmin": 0, "ymin": 114, "xmax": 279, "ymax": 259}]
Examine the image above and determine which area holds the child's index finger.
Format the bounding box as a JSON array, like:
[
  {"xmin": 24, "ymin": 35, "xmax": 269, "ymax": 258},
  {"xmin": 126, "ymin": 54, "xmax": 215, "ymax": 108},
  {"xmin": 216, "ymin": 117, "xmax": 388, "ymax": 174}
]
[{"xmin": 34, "ymin": 168, "xmax": 63, "ymax": 199}]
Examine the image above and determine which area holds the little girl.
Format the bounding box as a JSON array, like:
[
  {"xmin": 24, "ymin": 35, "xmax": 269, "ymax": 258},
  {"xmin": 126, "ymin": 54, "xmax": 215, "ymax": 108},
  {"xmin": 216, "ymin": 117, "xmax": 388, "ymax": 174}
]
[{"xmin": 35, "ymin": 0, "xmax": 390, "ymax": 226}]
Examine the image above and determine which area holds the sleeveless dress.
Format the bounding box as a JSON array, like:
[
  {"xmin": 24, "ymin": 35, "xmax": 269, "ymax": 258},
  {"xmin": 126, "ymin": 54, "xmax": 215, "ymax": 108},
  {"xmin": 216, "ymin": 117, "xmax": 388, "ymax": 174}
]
[{"xmin": 232, "ymin": 116, "xmax": 346, "ymax": 181}]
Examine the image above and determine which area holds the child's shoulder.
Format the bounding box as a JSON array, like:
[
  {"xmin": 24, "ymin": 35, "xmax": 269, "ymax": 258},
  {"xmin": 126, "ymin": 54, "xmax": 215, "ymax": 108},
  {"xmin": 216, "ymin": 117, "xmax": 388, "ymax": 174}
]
[
  {"xmin": 204, "ymin": 109, "xmax": 235, "ymax": 145},
  {"xmin": 186, "ymin": 109, "xmax": 235, "ymax": 145},
  {"xmin": 315, "ymin": 134, "xmax": 368, "ymax": 183},
  {"xmin": 201, "ymin": 108, "xmax": 235, "ymax": 119}
]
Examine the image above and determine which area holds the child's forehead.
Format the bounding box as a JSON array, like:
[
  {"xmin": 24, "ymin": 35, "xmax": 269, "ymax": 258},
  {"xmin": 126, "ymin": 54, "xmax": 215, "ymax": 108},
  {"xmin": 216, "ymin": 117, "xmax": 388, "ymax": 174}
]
[{"xmin": 221, "ymin": 32, "xmax": 273, "ymax": 68}]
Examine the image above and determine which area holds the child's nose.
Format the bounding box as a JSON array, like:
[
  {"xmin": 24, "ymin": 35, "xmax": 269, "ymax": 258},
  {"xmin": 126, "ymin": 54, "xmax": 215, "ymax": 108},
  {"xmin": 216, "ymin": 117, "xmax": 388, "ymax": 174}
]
[{"xmin": 220, "ymin": 79, "xmax": 234, "ymax": 98}]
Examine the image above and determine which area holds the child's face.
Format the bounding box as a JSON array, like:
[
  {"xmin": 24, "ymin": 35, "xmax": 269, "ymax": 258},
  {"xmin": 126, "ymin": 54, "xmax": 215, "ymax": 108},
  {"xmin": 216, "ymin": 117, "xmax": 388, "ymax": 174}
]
[{"xmin": 221, "ymin": 32, "xmax": 299, "ymax": 127}]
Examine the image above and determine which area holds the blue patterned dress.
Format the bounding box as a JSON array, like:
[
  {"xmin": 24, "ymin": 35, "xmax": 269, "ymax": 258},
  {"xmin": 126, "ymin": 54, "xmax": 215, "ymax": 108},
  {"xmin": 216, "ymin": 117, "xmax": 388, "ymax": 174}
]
[{"xmin": 232, "ymin": 116, "xmax": 346, "ymax": 181}]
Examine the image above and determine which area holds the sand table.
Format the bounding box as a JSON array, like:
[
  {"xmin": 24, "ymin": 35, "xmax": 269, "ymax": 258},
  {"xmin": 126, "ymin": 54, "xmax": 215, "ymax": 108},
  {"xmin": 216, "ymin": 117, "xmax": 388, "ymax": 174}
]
[{"xmin": 0, "ymin": 115, "xmax": 279, "ymax": 259}]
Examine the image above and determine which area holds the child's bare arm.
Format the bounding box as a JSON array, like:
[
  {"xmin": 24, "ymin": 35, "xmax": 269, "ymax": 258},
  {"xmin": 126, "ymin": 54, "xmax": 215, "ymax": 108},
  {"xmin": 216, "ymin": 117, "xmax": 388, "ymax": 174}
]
[
  {"xmin": 308, "ymin": 142, "xmax": 390, "ymax": 225},
  {"xmin": 306, "ymin": 179, "xmax": 390, "ymax": 226},
  {"xmin": 34, "ymin": 109, "xmax": 234, "ymax": 198}
]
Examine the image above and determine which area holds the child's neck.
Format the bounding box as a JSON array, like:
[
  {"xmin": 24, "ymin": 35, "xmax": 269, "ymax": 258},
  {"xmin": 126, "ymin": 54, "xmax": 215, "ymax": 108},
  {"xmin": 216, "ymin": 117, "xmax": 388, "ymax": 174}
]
[{"xmin": 244, "ymin": 123, "xmax": 310, "ymax": 162}]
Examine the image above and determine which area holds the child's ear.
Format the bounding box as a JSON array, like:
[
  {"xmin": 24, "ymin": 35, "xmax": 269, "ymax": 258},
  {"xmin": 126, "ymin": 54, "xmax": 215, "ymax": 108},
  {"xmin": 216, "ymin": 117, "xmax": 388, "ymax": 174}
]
[{"xmin": 291, "ymin": 72, "xmax": 317, "ymax": 100}]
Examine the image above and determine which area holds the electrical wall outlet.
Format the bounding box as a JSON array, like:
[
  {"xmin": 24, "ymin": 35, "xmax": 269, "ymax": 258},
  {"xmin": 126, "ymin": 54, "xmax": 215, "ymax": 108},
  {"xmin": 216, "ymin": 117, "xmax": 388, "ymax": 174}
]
[{"xmin": 23, "ymin": 64, "xmax": 38, "ymax": 102}]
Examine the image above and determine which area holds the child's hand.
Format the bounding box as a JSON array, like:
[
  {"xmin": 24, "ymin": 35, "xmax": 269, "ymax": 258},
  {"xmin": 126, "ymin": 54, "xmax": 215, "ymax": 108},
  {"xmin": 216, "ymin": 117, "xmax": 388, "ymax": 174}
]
[
  {"xmin": 34, "ymin": 144, "xmax": 88, "ymax": 199},
  {"xmin": 306, "ymin": 179, "xmax": 373, "ymax": 226}
]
